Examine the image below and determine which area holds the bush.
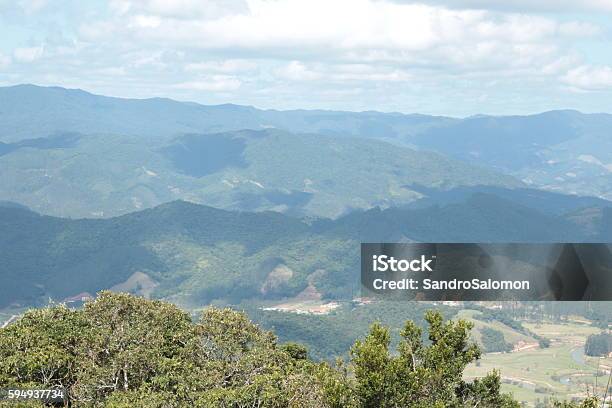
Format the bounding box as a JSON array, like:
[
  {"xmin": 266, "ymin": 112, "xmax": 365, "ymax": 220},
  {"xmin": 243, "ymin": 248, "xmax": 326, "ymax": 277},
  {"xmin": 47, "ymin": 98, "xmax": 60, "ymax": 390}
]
[
  {"xmin": 480, "ymin": 327, "xmax": 513, "ymax": 353},
  {"xmin": 585, "ymin": 332, "xmax": 611, "ymax": 356}
]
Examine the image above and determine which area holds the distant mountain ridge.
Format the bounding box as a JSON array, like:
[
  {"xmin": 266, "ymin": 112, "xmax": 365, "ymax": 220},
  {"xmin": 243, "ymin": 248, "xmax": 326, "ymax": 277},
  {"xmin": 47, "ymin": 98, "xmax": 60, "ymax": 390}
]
[
  {"xmin": 2, "ymin": 84, "xmax": 609, "ymax": 143},
  {"xmin": 0, "ymin": 124, "xmax": 520, "ymax": 218},
  {"xmin": 1, "ymin": 84, "xmax": 610, "ymax": 209},
  {"xmin": 0, "ymin": 84, "xmax": 451, "ymax": 143}
]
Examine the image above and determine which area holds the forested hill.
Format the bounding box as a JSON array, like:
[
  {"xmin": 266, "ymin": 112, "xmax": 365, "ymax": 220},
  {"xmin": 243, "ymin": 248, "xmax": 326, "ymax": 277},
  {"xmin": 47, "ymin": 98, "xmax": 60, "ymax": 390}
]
[
  {"xmin": 0, "ymin": 126, "xmax": 519, "ymax": 219},
  {"xmin": 1, "ymin": 191, "xmax": 608, "ymax": 309}
]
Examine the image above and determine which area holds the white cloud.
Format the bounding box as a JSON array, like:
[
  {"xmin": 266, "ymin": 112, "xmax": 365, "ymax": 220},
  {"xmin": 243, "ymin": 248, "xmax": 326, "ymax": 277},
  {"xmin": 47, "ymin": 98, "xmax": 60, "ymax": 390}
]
[
  {"xmin": 79, "ymin": 21, "xmax": 117, "ymax": 41},
  {"xmin": 13, "ymin": 46, "xmax": 43, "ymax": 62},
  {"xmin": 541, "ymin": 55, "xmax": 580, "ymax": 75},
  {"xmin": 185, "ymin": 59, "xmax": 257, "ymax": 73},
  {"xmin": 558, "ymin": 21, "xmax": 602, "ymax": 37},
  {"xmin": 0, "ymin": 52, "xmax": 11, "ymax": 68},
  {"xmin": 173, "ymin": 75, "xmax": 242, "ymax": 91},
  {"xmin": 17, "ymin": 0, "xmax": 48, "ymax": 13},
  {"xmin": 118, "ymin": 1, "xmax": 476, "ymax": 52},
  {"xmin": 562, "ymin": 65, "xmax": 612, "ymax": 91},
  {"xmin": 129, "ymin": 14, "xmax": 161, "ymax": 28},
  {"xmin": 110, "ymin": 0, "xmax": 249, "ymax": 19},
  {"xmin": 95, "ymin": 66, "xmax": 127, "ymax": 76},
  {"xmin": 88, "ymin": 0, "xmax": 599, "ymax": 73},
  {"xmin": 3, "ymin": 0, "xmax": 612, "ymax": 115},
  {"xmin": 276, "ymin": 61, "xmax": 413, "ymax": 82},
  {"xmin": 275, "ymin": 61, "xmax": 322, "ymax": 81},
  {"xmin": 397, "ymin": 0, "xmax": 612, "ymax": 13}
]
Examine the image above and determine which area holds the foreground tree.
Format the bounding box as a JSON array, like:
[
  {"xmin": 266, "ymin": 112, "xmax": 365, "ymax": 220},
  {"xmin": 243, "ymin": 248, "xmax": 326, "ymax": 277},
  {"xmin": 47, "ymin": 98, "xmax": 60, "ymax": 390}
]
[
  {"xmin": 0, "ymin": 292, "xmax": 600, "ymax": 407},
  {"xmin": 0, "ymin": 293, "xmax": 333, "ymax": 407},
  {"xmin": 550, "ymin": 397, "xmax": 599, "ymax": 408},
  {"xmin": 350, "ymin": 311, "xmax": 519, "ymax": 407}
]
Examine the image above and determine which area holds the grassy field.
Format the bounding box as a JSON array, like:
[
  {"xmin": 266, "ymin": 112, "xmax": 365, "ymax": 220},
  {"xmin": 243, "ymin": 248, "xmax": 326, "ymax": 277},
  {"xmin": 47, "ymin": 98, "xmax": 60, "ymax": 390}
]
[{"xmin": 464, "ymin": 317, "xmax": 611, "ymax": 406}]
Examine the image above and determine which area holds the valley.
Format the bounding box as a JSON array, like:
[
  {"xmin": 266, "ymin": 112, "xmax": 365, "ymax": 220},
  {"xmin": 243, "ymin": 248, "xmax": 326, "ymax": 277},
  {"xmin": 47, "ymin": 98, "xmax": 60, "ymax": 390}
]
[
  {"xmin": 244, "ymin": 300, "xmax": 612, "ymax": 406},
  {"xmin": 1, "ymin": 85, "xmax": 611, "ymax": 407},
  {"xmin": 466, "ymin": 316, "xmax": 612, "ymax": 406}
]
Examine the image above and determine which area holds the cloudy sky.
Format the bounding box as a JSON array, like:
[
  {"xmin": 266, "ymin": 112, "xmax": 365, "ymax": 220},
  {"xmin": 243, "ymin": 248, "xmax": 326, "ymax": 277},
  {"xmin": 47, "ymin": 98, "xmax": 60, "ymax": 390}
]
[{"xmin": 1, "ymin": 0, "xmax": 611, "ymax": 116}]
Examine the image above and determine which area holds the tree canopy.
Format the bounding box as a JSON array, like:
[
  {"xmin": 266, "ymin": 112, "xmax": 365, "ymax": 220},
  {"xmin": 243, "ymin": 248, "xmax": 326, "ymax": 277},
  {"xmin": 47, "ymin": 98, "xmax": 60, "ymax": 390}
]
[{"xmin": 0, "ymin": 292, "xmax": 599, "ymax": 407}]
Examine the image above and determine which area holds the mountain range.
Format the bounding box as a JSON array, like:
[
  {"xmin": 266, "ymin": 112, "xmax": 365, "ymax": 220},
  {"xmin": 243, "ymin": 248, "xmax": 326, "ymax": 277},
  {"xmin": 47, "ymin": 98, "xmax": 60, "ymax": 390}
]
[
  {"xmin": 1, "ymin": 191, "xmax": 609, "ymax": 310},
  {"xmin": 1, "ymin": 84, "xmax": 611, "ymax": 218},
  {"xmin": 2, "ymin": 84, "xmax": 612, "ymax": 311}
]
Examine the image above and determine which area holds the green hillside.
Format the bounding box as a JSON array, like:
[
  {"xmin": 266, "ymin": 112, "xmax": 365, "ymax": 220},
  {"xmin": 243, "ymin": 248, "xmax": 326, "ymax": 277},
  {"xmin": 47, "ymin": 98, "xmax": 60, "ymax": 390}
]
[
  {"xmin": 2, "ymin": 84, "xmax": 611, "ymax": 206},
  {"xmin": 0, "ymin": 194, "xmax": 597, "ymax": 310},
  {"xmin": 0, "ymin": 128, "xmax": 520, "ymax": 218}
]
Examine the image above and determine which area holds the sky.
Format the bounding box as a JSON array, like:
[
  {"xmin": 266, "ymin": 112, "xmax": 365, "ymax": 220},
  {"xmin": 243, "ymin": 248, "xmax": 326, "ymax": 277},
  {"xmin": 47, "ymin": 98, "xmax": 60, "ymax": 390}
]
[{"xmin": 0, "ymin": 0, "xmax": 612, "ymax": 116}]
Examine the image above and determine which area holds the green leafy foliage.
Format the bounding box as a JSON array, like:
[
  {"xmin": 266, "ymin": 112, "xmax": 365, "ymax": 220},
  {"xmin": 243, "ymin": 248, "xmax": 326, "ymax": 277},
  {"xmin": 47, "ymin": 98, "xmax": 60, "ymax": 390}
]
[
  {"xmin": 246, "ymin": 301, "xmax": 457, "ymax": 361},
  {"xmin": 349, "ymin": 311, "xmax": 519, "ymax": 407},
  {"xmin": 480, "ymin": 327, "xmax": 513, "ymax": 353},
  {"xmin": 0, "ymin": 292, "xmax": 555, "ymax": 407},
  {"xmin": 548, "ymin": 397, "xmax": 600, "ymax": 408},
  {"xmin": 0, "ymin": 293, "xmax": 333, "ymax": 407},
  {"xmin": 585, "ymin": 332, "xmax": 612, "ymax": 357}
]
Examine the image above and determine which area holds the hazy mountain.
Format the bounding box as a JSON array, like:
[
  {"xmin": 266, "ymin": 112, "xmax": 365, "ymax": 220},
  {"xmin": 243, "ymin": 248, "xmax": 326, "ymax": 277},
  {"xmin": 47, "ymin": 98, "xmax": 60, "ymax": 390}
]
[
  {"xmin": 323, "ymin": 193, "xmax": 583, "ymax": 243},
  {"xmin": 2, "ymin": 84, "xmax": 610, "ymax": 208},
  {"xmin": 405, "ymin": 184, "xmax": 612, "ymax": 215},
  {"xmin": 0, "ymin": 126, "xmax": 518, "ymax": 218},
  {"xmin": 411, "ymin": 110, "xmax": 612, "ymax": 201},
  {"xmin": 1, "ymin": 193, "xmax": 603, "ymax": 310},
  {"xmin": 0, "ymin": 84, "xmax": 450, "ymax": 143}
]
